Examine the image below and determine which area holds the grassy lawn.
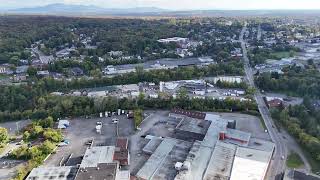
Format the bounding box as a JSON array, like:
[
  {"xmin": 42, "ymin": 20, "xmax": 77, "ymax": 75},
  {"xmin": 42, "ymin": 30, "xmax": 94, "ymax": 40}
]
[
  {"xmin": 270, "ymin": 51, "xmax": 296, "ymax": 60},
  {"xmin": 286, "ymin": 152, "xmax": 304, "ymax": 169}
]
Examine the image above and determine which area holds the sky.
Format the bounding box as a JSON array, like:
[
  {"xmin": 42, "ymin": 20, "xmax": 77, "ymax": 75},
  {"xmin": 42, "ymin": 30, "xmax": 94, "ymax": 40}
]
[{"xmin": 1, "ymin": 0, "xmax": 320, "ymax": 10}]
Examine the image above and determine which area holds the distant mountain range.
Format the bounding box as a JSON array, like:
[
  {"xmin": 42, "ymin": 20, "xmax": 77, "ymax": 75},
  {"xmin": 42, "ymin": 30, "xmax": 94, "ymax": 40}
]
[
  {"xmin": 6, "ymin": 3, "xmax": 169, "ymax": 15},
  {"xmin": 3, "ymin": 3, "xmax": 320, "ymax": 17}
]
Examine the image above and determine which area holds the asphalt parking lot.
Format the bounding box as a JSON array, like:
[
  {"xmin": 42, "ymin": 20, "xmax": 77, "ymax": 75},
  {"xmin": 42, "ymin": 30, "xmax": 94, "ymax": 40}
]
[
  {"xmin": 0, "ymin": 119, "xmax": 31, "ymax": 135},
  {"xmin": 216, "ymin": 112, "xmax": 271, "ymax": 140},
  {"xmin": 44, "ymin": 115, "xmax": 134, "ymax": 167},
  {"xmin": 0, "ymin": 159, "xmax": 24, "ymax": 180}
]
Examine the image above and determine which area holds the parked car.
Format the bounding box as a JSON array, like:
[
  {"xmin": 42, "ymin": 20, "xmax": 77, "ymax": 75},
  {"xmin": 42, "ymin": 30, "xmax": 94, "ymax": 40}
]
[{"xmin": 111, "ymin": 118, "xmax": 118, "ymax": 124}]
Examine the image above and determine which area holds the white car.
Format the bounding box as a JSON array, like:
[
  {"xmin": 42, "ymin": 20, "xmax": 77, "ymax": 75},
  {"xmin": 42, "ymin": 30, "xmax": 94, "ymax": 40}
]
[
  {"xmin": 58, "ymin": 142, "xmax": 68, "ymax": 147},
  {"xmin": 111, "ymin": 118, "xmax": 118, "ymax": 124}
]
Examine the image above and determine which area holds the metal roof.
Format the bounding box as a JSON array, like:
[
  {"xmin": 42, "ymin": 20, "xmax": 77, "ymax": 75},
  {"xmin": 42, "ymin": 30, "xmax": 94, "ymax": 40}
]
[
  {"xmin": 80, "ymin": 146, "xmax": 115, "ymax": 168},
  {"xmin": 225, "ymin": 128, "xmax": 251, "ymax": 146},
  {"xmin": 136, "ymin": 138, "xmax": 178, "ymax": 180},
  {"xmin": 230, "ymin": 147, "xmax": 273, "ymax": 180},
  {"xmin": 137, "ymin": 138, "xmax": 192, "ymax": 180},
  {"xmin": 203, "ymin": 142, "xmax": 237, "ymax": 180},
  {"xmin": 175, "ymin": 117, "xmax": 210, "ymax": 135},
  {"xmin": 26, "ymin": 166, "xmax": 76, "ymax": 180}
]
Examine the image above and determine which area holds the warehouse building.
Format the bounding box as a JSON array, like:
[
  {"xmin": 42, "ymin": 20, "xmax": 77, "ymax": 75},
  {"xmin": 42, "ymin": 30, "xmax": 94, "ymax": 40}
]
[
  {"xmin": 28, "ymin": 145, "xmax": 130, "ymax": 180},
  {"xmin": 26, "ymin": 166, "xmax": 77, "ymax": 180},
  {"xmin": 136, "ymin": 138, "xmax": 192, "ymax": 180},
  {"xmin": 230, "ymin": 146, "xmax": 274, "ymax": 180},
  {"xmin": 174, "ymin": 117, "xmax": 211, "ymax": 141},
  {"xmin": 173, "ymin": 113, "xmax": 274, "ymax": 180},
  {"xmin": 203, "ymin": 142, "xmax": 237, "ymax": 180}
]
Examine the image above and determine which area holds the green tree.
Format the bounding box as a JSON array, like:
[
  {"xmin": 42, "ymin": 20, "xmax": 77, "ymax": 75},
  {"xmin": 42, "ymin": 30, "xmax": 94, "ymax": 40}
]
[
  {"xmin": 37, "ymin": 97, "xmax": 46, "ymax": 109},
  {"xmin": 0, "ymin": 127, "xmax": 8, "ymax": 144},
  {"xmin": 43, "ymin": 129, "xmax": 62, "ymax": 143},
  {"xmin": 23, "ymin": 131, "xmax": 30, "ymax": 142},
  {"xmin": 134, "ymin": 109, "xmax": 143, "ymax": 128},
  {"xmin": 39, "ymin": 116, "xmax": 54, "ymax": 128},
  {"xmin": 27, "ymin": 66, "xmax": 37, "ymax": 77}
]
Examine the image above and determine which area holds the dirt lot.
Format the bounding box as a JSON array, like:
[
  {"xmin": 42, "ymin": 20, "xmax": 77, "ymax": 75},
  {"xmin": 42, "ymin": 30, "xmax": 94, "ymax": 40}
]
[{"xmin": 44, "ymin": 115, "xmax": 134, "ymax": 167}]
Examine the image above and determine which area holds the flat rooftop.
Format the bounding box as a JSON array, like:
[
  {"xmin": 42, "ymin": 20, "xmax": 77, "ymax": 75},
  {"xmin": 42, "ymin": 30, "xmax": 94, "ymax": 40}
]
[
  {"xmin": 116, "ymin": 137, "xmax": 128, "ymax": 150},
  {"xmin": 248, "ymin": 138, "xmax": 275, "ymax": 153},
  {"xmin": 203, "ymin": 142, "xmax": 237, "ymax": 180},
  {"xmin": 80, "ymin": 146, "xmax": 115, "ymax": 168},
  {"xmin": 175, "ymin": 118, "xmax": 227, "ymax": 180},
  {"xmin": 202, "ymin": 118, "xmax": 227, "ymax": 147},
  {"xmin": 175, "ymin": 141, "xmax": 213, "ymax": 180},
  {"xmin": 205, "ymin": 113, "xmax": 222, "ymax": 121},
  {"xmin": 142, "ymin": 138, "xmax": 163, "ymax": 154},
  {"xmin": 136, "ymin": 138, "xmax": 192, "ymax": 180},
  {"xmin": 75, "ymin": 163, "xmax": 118, "ymax": 180},
  {"xmin": 26, "ymin": 166, "xmax": 77, "ymax": 180},
  {"xmin": 230, "ymin": 146, "xmax": 273, "ymax": 180},
  {"xmin": 225, "ymin": 128, "xmax": 251, "ymax": 146},
  {"xmin": 175, "ymin": 117, "xmax": 210, "ymax": 135},
  {"xmin": 115, "ymin": 170, "xmax": 130, "ymax": 180}
]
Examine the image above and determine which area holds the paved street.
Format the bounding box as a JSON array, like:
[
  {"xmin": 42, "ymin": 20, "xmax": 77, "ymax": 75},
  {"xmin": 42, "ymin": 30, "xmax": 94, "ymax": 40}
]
[{"xmin": 240, "ymin": 25, "xmax": 287, "ymax": 180}]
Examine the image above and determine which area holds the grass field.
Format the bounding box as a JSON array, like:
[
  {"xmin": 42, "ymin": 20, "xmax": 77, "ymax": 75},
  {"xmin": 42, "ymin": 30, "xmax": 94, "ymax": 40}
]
[
  {"xmin": 270, "ymin": 51, "xmax": 296, "ymax": 60},
  {"xmin": 286, "ymin": 152, "xmax": 304, "ymax": 168}
]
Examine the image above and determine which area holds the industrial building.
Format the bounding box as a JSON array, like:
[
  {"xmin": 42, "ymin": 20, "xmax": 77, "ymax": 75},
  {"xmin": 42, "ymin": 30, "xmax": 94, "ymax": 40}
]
[
  {"xmin": 136, "ymin": 138, "xmax": 193, "ymax": 180},
  {"xmin": 170, "ymin": 108, "xmax": 206, "ymax": 120},
  {"xmin": 134, "ymin": 111, "xmax": 275, "ymax": 180},
  {"xmin": 203, "ymin": 142, "xmax": 237, "ymax": 180},
  {"xmin": 174, "ymin": 117, "xmax": 211, "ymax": 141},
  {"xmin": 76, "ymin": 145, "xmax": 130, "ymax": 180},
  {"xmin": 75, "ymin": 163, "xmax": 119, "ymax": 180},
  {"xmin": 230, "ymin": 146, "xmax": 274, "ymax": 180},
  {"xmin": 212, "ymin": 76, "xmax": 244, "ymax": 84},
  {"xmin": 27, "ymin": 142, "xmax": 130, "ymax": 180},
  {"xmin": 25, "ymin": 166, "xmax": 77, "ymax": 180},
  {"xmin": 114, "ymin": 138, "xmax": 130, "ymax": 166},
  {"xmin": 174, "ymin": 113, "xmax": 274, "ymax": 180},
  {"xmin": 103, "ymin": 57, "xmax": 215, "ymax": 75},
  {"xmin": 157, "ymin": 37, "xmax": 188, "ymax": 44}
]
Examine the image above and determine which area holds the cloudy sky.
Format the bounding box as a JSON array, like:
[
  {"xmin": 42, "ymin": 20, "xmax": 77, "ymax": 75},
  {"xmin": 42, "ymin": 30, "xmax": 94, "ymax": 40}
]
[{"xmin": 1, "ymin": 0, "xmax": 320, "ymax": 10}]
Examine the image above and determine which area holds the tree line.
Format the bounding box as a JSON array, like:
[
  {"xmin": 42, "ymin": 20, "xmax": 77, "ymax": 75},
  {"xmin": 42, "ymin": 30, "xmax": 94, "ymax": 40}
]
[
  {"xmin": 271, "ymin": 101, "xmax": 320, "ymax": 169},
  {"xmin": 255, "ymin": 65, "xmax": 320, "ymax": 98}
]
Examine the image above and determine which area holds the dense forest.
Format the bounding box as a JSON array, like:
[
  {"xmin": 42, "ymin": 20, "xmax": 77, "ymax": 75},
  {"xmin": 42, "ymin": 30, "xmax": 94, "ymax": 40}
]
[{"xmin": 255, "ymin": 65, "xmax": 320, "ymax": 98}]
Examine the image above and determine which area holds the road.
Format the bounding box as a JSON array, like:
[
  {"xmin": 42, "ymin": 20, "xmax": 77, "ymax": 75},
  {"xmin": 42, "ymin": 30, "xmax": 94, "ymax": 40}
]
[
  {"xmin": 257, "ymin": 24, "xmax": 262, "ymax": 41},
  {"xmin": 240, "ymin": 24, "xmax": 288, "ymax": 180},
  {"xmin": 0, "ymin": 143, "xmax": 21, "ymax": 159},
  {"xmin": 31, "ymin": 47, "xmax": 54, "ymax": 64}
]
